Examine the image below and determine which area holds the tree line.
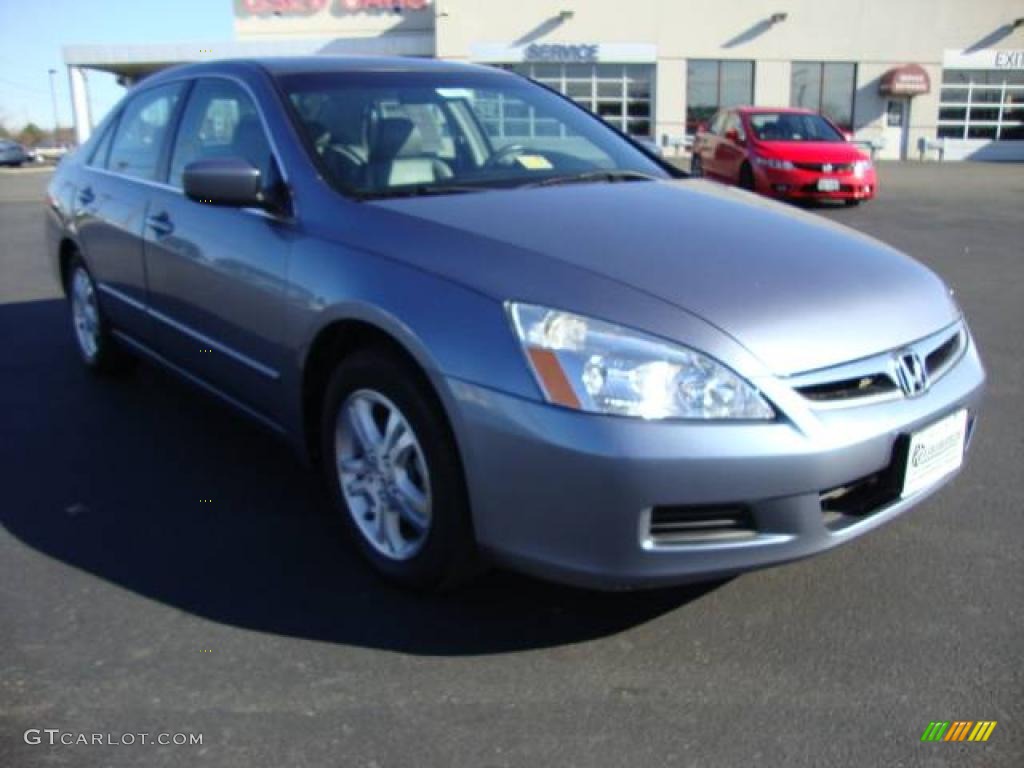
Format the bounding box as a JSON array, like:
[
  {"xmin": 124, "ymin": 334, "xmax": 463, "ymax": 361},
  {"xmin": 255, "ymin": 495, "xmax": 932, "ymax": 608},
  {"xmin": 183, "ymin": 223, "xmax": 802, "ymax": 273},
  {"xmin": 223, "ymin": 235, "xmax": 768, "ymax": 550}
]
[{"xmin": 0, "ymin": 116, "xmax": 75, "ymax": 147}]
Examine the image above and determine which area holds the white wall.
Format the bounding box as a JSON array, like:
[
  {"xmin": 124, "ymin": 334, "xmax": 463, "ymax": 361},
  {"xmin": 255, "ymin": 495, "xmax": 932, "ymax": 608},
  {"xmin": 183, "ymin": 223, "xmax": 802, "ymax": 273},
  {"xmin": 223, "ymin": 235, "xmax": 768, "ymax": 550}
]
[
  {"xmin": 655, "ymin": 59, "xmax": 686, "ymax": 143},
  {"xmin": 434, "ymin": 0, "xmax": 1024, "ymax": 62}
]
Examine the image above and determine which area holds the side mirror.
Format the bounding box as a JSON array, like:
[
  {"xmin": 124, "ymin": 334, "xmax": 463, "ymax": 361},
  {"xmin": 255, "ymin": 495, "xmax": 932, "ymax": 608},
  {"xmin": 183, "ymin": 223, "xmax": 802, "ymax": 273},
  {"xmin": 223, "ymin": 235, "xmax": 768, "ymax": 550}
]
[{"xmin": 184, "ymin": 158, "xmax": 270, "ymax": 210}]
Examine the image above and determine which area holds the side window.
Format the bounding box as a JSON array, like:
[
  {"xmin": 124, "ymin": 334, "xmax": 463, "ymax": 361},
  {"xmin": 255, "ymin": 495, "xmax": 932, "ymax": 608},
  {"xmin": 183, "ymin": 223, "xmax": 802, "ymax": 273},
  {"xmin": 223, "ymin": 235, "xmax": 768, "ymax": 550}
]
[
  {"xmin": 168, "ymin": 79, "xmax": 274, "ymax": 189},
  {"xmin": 709, "ymin": 111, "xmax": 727, "ymax": 135},
  {"xmin": 106, "ymin": 83, "xmax": 184, "ymax": 180},
  {"xmin": 88, "ymin": 117, "xmax": 118, "ymax": 168},
  {"xmin": 724, "ymin": 113, "xmax": 746, "ymax": 141}
]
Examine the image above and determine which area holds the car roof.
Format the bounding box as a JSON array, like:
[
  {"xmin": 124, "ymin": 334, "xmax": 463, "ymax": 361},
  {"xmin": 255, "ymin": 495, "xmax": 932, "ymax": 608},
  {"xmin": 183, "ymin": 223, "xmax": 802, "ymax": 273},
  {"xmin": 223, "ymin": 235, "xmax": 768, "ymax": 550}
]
[
  {"xmin": 145, "ymin": 55, "xmax": 506, "ymax": 85},
  {"xmin": 256, "ymin": 55, "xmax": 500, "ymax": 75},
  {"xmin": 735, "ymin": 106, "xmax": 818, "ymax": 116}
]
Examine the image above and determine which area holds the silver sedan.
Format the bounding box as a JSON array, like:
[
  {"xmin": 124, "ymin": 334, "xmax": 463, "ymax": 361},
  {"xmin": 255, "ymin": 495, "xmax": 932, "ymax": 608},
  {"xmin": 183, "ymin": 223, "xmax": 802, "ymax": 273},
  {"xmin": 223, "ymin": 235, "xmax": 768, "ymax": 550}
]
[{"xmin": 45, "ymin": 57, "xmax": 985, "ymax": 590}]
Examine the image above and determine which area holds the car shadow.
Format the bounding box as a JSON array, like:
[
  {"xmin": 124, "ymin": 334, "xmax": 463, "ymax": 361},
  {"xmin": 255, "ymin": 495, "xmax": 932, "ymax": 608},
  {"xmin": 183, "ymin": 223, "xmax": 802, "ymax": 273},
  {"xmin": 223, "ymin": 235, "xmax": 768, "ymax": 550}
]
[
  {"xmin": 790, "ymin": 199, "xmax": 859, "ymax": 211},
  {"xmin": 0, "ymin": 299, "xmax": 721, "ymax": 656}
]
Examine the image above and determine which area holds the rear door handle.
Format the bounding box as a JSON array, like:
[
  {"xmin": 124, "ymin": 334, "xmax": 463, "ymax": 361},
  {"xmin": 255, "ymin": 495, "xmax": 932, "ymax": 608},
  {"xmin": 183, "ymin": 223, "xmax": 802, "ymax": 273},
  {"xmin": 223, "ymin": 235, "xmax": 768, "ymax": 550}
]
[
  {"xmin": 147, "ymin": 211, "xmax": 174, "ymax": 237},
  {"xmin": 77, "ymin": 186, "xmax": 95, "ymax": 206}
]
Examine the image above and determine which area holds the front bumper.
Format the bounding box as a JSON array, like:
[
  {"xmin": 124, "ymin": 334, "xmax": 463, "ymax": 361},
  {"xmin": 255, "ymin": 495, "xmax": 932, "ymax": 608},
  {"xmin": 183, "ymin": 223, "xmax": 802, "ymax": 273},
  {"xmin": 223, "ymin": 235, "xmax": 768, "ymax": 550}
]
[
  {"xmin": 754, "ymin": 166, "xmax": 878, "ymax": 201},
  {"xmin": 448, "ymin": 335, "xmax": 985, "ymax": 589}
]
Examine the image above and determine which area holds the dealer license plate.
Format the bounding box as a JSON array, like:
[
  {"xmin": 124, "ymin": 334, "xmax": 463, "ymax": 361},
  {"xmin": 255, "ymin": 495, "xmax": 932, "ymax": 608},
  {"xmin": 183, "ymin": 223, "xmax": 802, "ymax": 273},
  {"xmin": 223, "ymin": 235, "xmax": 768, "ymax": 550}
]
[
  {"xmin": 902, "ymin": 409, "xmax": 968, "ymax": 498},
  {"xmin": 817, "ymin": 178, "xmax": 841, "ymax": 192}
]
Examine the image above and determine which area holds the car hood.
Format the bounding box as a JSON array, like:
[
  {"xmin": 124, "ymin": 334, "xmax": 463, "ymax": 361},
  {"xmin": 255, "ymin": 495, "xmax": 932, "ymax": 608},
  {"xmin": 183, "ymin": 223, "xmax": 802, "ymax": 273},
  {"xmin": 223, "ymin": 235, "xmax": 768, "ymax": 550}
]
[
  {"xmin": 371, "ymin": 179, "xmax": 957, "ymax": 376},
  {"xmin": 754, "ymin": 141, "xmax": 868, "ymax": 164}
]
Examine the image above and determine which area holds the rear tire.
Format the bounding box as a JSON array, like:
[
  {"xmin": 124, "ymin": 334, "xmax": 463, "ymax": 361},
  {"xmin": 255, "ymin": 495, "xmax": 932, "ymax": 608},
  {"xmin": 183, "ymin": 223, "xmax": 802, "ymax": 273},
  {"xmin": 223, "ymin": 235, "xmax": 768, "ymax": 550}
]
[
  {"xmin": 66, "ymin": 257, "xmax": 135, "ymax": 375},
  {"xmin": 320, "ymin": 348, "xmax": 478, "ymax": 591}
]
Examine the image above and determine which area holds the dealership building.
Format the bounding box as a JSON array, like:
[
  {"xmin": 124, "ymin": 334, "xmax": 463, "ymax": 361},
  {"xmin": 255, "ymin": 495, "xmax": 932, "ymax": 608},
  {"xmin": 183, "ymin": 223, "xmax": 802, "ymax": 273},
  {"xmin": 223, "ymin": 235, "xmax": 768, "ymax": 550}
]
[{"xmin": 64, "ymin": 0, "xmax": 1024, "ymax": 160}]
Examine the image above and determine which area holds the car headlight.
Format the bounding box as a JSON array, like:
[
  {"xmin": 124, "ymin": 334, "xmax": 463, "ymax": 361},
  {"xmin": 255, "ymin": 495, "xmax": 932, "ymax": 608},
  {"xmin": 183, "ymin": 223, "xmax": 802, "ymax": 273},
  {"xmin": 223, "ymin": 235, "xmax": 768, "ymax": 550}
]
[
  {"xmin": 507, "ymin": 303, "xmax": 774, "ymax": 420},
  {"xmin": 853, "ymin": 159, "xmax": 872, "ymax": 177},
  {"xmin": 753, "ymin": 156, "xmax": 794, "ymax": 170}
]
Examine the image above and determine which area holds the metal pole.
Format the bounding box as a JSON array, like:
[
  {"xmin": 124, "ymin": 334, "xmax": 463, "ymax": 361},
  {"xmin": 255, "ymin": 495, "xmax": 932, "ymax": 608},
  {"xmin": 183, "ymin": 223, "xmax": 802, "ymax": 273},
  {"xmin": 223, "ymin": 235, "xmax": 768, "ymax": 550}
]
[{"xmin": 48, "ymin": 68, "xmax": 60, "ymax": 139}]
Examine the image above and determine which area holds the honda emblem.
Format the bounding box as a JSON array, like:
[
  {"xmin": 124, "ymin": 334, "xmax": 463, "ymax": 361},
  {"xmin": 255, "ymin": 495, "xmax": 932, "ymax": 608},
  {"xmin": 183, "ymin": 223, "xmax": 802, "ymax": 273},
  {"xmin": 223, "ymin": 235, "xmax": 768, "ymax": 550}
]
[{"xmin": 894, "ymin": 351, "xmax": 929, "ymax": 397}]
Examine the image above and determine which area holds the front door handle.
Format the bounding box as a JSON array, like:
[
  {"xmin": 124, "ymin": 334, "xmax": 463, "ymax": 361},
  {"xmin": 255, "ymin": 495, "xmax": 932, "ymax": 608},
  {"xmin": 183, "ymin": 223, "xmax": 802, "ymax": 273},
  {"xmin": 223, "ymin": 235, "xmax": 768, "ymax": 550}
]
[{"xmin": 147, "ymin": 211, "xmax": 174, "ymax": 237}]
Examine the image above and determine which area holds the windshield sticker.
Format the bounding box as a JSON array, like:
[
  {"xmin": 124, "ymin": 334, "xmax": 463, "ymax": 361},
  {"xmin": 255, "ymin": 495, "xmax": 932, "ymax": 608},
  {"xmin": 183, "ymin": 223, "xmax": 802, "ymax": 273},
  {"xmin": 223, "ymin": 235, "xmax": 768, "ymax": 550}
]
[{"xmin": 515, "ymin": 154, "xmax": 553, "ymax": 171}]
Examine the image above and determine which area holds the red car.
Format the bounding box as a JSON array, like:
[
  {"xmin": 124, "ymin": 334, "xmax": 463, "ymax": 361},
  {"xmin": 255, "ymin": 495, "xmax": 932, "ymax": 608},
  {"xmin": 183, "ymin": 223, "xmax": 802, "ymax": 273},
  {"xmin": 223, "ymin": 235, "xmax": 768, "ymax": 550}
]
[{"xmin": 690, "ymin": 107, "xmax": 877, "ymax": 205}]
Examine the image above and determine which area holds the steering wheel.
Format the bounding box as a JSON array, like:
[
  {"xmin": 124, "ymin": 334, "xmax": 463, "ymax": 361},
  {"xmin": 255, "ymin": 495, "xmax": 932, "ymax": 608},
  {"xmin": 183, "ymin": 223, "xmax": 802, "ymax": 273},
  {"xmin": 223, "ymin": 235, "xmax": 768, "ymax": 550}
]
[{"xmin": 485, "ymin": 143, "xmax": 529, "ymax": 168}]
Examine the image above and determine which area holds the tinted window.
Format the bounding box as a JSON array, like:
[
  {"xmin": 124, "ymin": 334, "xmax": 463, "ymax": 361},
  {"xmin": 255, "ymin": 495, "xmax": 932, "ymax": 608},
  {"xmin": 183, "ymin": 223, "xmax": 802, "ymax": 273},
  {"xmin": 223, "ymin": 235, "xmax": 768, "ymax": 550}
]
[
  {"xmin": 721, "ymin": 61, "xmax": 754, "ymax": 108},
  {"xmin": 686, "ymin": 61, "xmax": 719, "ymax": 132},
  {"xmin": 790, "ymin": 62, "xmax": 856, "ymax": 130},
  {"xmin": 169, "ymin": 79, "xmax": 275, "ymax": 189},
  {"xmin": 106, "ymin": 83, "xmax": 184, "ymax": 180},
  {"xmin": 686, "ymin": 60, "xmax": 754, "ymax": 133},
  {"xmin": 821, "ymin": 63, "xmax": 856, "ymax": 128}
]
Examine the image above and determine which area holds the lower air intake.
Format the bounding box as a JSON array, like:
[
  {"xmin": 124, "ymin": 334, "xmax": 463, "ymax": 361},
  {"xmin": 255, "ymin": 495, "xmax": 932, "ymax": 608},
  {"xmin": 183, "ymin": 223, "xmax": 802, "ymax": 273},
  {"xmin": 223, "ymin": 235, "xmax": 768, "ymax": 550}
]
[{"xmin": 647, "ymin": 505, "xmax": 756, "ymax": 545}]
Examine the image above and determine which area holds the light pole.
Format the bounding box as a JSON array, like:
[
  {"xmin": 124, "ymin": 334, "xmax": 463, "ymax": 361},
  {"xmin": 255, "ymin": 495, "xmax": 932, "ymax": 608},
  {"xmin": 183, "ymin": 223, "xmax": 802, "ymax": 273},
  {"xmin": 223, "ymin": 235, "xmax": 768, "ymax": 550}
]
[{"xmin": 47, "ymin": 68, "xmax": 60, "ymax": 142}]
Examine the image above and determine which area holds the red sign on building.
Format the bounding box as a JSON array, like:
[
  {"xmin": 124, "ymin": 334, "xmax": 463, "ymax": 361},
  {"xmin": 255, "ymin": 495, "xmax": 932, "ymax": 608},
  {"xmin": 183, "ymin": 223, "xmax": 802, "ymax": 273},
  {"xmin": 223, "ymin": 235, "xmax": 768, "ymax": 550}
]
[
  {"xmin": 879, "ymin": 64, "xmax": 931, "ymax": 96},
  {"xmin": 239, "ymin": 0, "xmax": 429, "ymax": 15}
]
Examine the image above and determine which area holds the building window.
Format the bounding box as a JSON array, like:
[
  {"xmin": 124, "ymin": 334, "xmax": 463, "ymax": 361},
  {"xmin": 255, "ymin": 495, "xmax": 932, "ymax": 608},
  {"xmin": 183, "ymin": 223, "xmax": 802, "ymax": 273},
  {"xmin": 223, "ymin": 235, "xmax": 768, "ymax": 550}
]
[
  {"xmin": 686, "ymin": 60, "xmax": 754, "ymax": 134},
  {"xmin": 790, "ymin": 62, "xmax": 856, "ymax": 130},
  {"xmin": 937, "ymin": 69, "xmax": 1024, "ymax": 140},
  {"xmin": 506, "ymin": 62, "xmax": 654, "ymax": 137}
]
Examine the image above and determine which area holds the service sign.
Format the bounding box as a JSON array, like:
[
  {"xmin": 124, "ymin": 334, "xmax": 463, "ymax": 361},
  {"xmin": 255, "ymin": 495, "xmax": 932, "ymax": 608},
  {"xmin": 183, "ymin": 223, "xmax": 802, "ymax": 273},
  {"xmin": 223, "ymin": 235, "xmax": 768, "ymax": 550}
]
[
  {"xmin": 470, "ymin": 42, "xmax": 657, "ymax": 64},
  {"xmin": 524, "ymin": 43, "xmax": 600, "ymax": 63}
]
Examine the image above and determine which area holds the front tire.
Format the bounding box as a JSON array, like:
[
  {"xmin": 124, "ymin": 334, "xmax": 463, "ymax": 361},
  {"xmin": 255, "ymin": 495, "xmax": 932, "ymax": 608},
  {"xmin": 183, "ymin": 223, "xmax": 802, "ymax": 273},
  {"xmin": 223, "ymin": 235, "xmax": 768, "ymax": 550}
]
[
  {"xmin": 739, "ymin": 163, "xmax": 755, "ymax": 191},
  {"xmin": 320, "ymin": 349, "xmax": 478, "ymax": 591},
  {"xmin": 67, "ymin": 257, "xmax": 134, "ymax": 374}
]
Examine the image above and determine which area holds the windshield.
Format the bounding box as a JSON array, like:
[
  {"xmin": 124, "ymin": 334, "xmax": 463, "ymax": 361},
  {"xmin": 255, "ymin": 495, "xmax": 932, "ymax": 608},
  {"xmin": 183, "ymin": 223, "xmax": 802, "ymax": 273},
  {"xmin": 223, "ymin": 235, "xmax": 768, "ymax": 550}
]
[
  {"xmin": 276, "ymin": 70, "xmax": 669, "ymax": 199},
  {"xmin": 747, "ymin": 112, "xmax": 845, "ymax": 142}
]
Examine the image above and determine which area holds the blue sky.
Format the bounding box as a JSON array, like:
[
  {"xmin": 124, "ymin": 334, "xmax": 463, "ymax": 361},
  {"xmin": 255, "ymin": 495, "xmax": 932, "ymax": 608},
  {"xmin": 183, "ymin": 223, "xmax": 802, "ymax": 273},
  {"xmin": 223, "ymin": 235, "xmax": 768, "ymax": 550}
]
[{"xmin": 0, "ymin": 0, "xmax": 233, "ymax": 131}]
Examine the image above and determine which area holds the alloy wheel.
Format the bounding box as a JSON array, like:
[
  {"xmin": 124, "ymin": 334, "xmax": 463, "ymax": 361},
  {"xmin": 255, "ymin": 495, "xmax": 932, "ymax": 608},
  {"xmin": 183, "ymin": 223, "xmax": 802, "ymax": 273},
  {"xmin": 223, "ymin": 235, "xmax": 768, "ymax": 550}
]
[
  {"xmin": 335, "ymin": 389, "xmax": 432, "ymax": 561},
  {"xmin": 70, "ymin": 267, "xmax": 100, "ymax": 362}
]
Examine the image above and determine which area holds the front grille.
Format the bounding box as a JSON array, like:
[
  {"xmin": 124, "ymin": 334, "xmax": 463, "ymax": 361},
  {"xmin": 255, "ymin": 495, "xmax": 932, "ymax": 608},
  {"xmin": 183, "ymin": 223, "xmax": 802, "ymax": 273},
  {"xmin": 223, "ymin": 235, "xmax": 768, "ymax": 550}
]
[
  {"xmin": 787, "ymin": 322, "xmax": 967, "ymax": 408},
  {"xmin": 797, "ymin": 373, "xmax": 898, "ymax": 402},
  {"xmin": 647, "ymin": 505, "xmax": 755, "ymax": 544},
  {"xmin": 794, "ymin": 162, "xmax": 854, "ymax": 173},
  {"xmin": 925, "ymin": 330, "xmax": 964, "ymax": 378},
  {"xmin": 820, "ymin": 437, "xmax": 908, "ymax": 528}
]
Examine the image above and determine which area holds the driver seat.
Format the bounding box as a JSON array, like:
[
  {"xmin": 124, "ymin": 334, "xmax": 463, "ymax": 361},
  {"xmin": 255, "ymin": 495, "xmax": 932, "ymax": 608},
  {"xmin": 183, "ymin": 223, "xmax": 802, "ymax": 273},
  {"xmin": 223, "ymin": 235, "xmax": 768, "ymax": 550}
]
[{"xmin": 366, "ymin": 117, "xmax": 452, "ymax": 189}]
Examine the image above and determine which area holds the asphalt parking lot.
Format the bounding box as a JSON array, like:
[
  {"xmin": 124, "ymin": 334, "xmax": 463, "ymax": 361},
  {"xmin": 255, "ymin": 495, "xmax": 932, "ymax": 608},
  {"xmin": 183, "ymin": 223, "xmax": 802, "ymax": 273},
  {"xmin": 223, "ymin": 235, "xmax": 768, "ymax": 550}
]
[{"xmin": 1, "ymin": 162, "xmax": 1022, "ymax": 767}]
